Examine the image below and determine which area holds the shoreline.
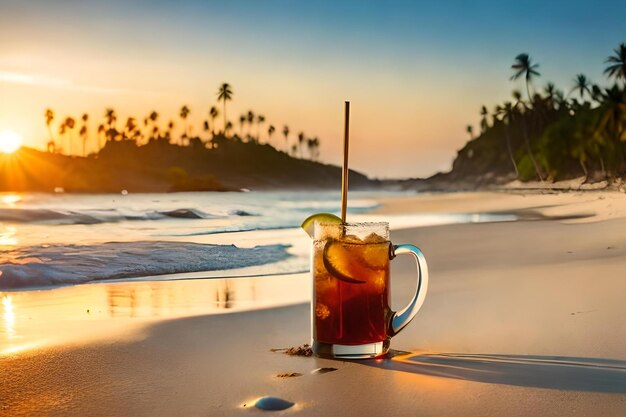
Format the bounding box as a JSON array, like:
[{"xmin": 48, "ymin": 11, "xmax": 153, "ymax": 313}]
[
  {"xmin": 0, "ymin": 272, "xmax": 309, "ymax": 356},
  {"xmin": 374, "ymin": 189, "xmax": 626, "ymax": 222},
  {"xmin": 3, "ymin": 191, "xmax": 626, "ymax": 415}
]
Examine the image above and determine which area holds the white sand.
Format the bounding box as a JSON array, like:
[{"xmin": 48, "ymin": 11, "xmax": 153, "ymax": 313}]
[{"xmin": 2, "ymin": 191, "xmax": 626, "ymax": 416}]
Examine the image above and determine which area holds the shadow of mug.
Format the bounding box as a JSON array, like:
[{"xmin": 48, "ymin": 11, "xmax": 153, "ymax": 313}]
[{"xmin": 363, "ymin": 351, "xmax": 626, "ymax": 393}]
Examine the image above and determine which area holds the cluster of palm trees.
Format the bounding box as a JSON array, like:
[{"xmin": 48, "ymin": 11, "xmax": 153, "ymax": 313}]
[
  {"xmin": 43, "ymin": 82, "xmax": 322, "ymax": 161},
  {"xmin": 45, "ymin": 111, "xmax": 90, "ymax": 157},
  {"xmin": 464, "ymin": 42, "xmax": 626, "ymax": 181}
]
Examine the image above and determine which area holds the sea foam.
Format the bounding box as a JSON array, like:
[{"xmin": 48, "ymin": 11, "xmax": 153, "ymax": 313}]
[{"xmin": 0, "ymin": 241, "xmax": 291, "ymax": 290}]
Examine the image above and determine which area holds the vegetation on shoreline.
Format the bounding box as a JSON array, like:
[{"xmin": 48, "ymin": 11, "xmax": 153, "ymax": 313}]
[
  {"xmin": 0, "ymin": 83, "xmax": 358, "ymax": 193},
  {"xmin": 446, "ymin": 42, "xmax": 626, "ymax": 185},
  {"xmin": 0, "ymin": 136, "xmax": 375, "ymax": 193},
  {"xmin": 9, "ymin": 43, "xmax": 625, "ymax": 193},
  {"xmin": 43, "ymin": 83, "xmax": 321, "ymax": 162}
]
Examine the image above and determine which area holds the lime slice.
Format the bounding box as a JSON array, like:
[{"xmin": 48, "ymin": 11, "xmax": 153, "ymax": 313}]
[
  {"xmin": 322, "ymin": 239, "xmax": 367, "ymax": 284},
  {"xmin": 300, "ymin": 212, "xmax": 342, "ymax": 238}
]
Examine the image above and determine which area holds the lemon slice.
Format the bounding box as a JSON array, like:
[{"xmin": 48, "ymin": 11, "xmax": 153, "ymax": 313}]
[{"xmin": 300, "ymin": 212, "xmax": 342, "ymax": 238}]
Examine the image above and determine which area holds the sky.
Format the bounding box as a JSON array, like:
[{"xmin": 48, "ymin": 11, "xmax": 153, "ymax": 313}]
[{"xmin": 0, "ymin": 0, "xmax": 624, "ymax": 178}]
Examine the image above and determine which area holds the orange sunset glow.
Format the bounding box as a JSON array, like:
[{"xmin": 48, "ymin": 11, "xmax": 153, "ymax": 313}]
[
  {"xmin": 1, "ymin": 1, "xmax": 623, "ymax": 178},
  {"xmin": 0, "ymin": 130, "xmax": 21, "ymax": 154}
]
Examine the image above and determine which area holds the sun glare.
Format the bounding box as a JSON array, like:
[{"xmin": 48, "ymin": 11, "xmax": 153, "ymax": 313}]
[{"xmin": 0, "ymin": 130, "xmax": 22, "ymax": 154}]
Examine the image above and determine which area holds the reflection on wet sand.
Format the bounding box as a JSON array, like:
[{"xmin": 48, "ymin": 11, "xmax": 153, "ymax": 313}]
[
  {"xmin": 105, "ymin": 279, "xmax": 246, "ymax": 317},
  {"xmin": 2, "ymin": 294, "xmax": 15, "ymax": 339},
  {"xmin": 0, "ymin": 272, "xmax": 308, "ymax": 355},
  {"xmin": 107, "ymin": 287, "xmax": 138, "ymax": 317},
  {"xmin": 215, "ymin": 280, "xmax": 234, "ymax": 309}
]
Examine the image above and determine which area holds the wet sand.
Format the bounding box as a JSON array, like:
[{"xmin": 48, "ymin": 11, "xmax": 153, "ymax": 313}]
[{"xmin": 2, "ymin": 191, "xmax": 626, "ymax": 416}]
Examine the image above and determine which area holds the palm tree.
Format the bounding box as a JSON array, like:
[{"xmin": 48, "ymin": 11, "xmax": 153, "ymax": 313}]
[
  {"xmin": 80, "ymin": 113, "xmax": 89, "ymax": 156},
  {"xmin": 496, "ymin": 102, "xmax": 520, "ymax": 177},
  {"xmin": 597, "ymin": 85, "xmax": 626, "ymax": 173},
  {"xmin": 267, "ymin": 125, "xmax": 275, "ymax": 146},
  {"xmin": 105, "ymin": 108, "xmax": 116, "ymax": 128},
  {"xmin": 45, "ymin": 108, "xmax": 55, "ymax": 152},
  {"xmin": 554, "ymin": 89, "xmax": 568, "ymax": 110},
  {"xmin": 493, "ymin": 105, "xmax": 502, "ymax": 125},
  {"xmin": 297, "ymin": 132, "xmax": 305, "ymax": 158},
  {"xmin": 225, "ymin": 121, "xmax": 233, "ymax": 137},
  {"xmin": 312, "ymin": 137, "xmax": 320, "ymax": 160},
  {"xmin": 180, "ymin": 105, "xmax": 190, "ymax": 144},
  {"xmin": 510, "ymin": 53, "xmax": 541, "ymax": 102},
  {"xmin": 217, "ymin": 82, "xmax": 233, "ymax": 133},
  {"xmin": 544, "ymin": 82, "xmax": 557, "ymax": 110},
  {"xmin": 167, "ymin": 120, "xmax": 175, "ymax": 142},
  {"xmin": 570, "ymin": 74, "xmax": 592, "ymax": 101},
  {"xmin": 96, "ymin": 123, "xmax": 106, "ymax": 151},
  {"xmin": 544, "ymin": 82, "xmax": 556, "ymax": 98},
  {"xmin": 64, "ymin": 117, "xmax": 76, "ymax": 155},
  {"xmin": 479, "ymin": 106, "xmax": 489, "ymax": 133},
  {"xmin": 511, "ymin": 89, "xmax": 523, "ymax": 107},
  {"xmin": 257, "ymin": 115, "xmax": 265, "ymax": 142},
  {"xmin": 104, "ymin": 108, "xmax": 117, "ymax": 142},
  {"xmin": 510, "ymin": 92, "xmax": 543, "ymax": 180},
  {"xmin": 97, "ymin": 124, "xmax": 105, "ymax": 150},
  {"xmin": 247, "ymin": 111, "xmax": 255, "ymax": 141},
  {"xmin": 149, "ymin": 111, "xmax": 159, "ymax": 140},
  {"xmin": 307, "ymin": 138, "xmax": 316, "ymax": 159},
  {"xmin": 307, "ymin": 137, "xmax": 321, "ymax": 159},
  {"xmin": 131, "ymin": 119, "xmax": 141, "ymax": 141},
  {"xmin": 239, "ymin": 115, "xmax": 246, "ymax": 137},
  {"xmin": 466, "ymin": 125, "xmax": 474, "ymax": 139},
  {"xmin": 591, "ymin": 84, "xmax": 604, "ymax": 104},
  {"xmin": 125, "ymin": 117, "xmax": 137, "ymax": 139},
  {"xmin": 511, "ymin": 87, "xmax": 545, "ymax": 180},
  {"xmin": 209, "ymin": 106, "xmax": 219, "ymax": 136},
  {"xmin": 79, "ymin": 126, "xmax": 87, "ymax": 155},
  {"xmin": 604, "ymin": 42, "xmax": 626, "ymax": 85},
  {"xmin": 282, "ymin": 125, "xmax": 289, "ymax": 151}
]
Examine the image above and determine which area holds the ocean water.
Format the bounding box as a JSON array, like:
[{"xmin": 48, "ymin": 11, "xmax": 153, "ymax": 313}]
[
  {"xmin": 0, "ymin": 191, "xmax": 386, "ymax": 290},
  {"xmin": 0, "ymin": 191, "xmax": 515, "ymax": 290}
]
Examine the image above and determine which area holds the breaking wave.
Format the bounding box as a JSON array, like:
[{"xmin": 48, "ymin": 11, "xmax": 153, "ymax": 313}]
[
  {"xmin": 0, "ymin": 207, "xmax": 255, "ymax": 225},
  {"xmin": 0, "ymin": 241, "xmax": 291, "ymax": 290}
]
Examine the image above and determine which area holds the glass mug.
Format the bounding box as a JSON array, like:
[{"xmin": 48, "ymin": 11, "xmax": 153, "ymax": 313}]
[{"xmin": 311, "ymin": 222, "xmax": 429, "ymax": 359}]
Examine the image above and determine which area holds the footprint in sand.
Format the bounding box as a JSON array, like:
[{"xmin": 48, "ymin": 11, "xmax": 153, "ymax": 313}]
[{"xmin": 275, "ymin": 372, "xmax": 302, "ymax": 378}]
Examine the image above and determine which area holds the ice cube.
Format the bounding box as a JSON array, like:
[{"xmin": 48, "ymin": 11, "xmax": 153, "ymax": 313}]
[
  {"xmin": 340, "ymin": 234, "xmax": 363, "ymax": 244},
  {"xmin": 363, "ymin": 232, "xmax": 388, "ymax": 244}
]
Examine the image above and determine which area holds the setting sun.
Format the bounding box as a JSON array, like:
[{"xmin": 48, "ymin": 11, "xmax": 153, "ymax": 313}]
[{"xmin": 0, "ymin": 130, "xmax": 22, "ymax": 154}]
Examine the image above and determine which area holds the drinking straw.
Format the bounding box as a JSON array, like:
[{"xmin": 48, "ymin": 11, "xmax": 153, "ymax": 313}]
[{"xmin": 341, "ymin": 101, "xmax": 350, "ymax": 224}]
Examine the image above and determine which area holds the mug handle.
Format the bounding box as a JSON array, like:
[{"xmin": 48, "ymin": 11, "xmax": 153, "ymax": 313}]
[{"xmin": 388, "ymin": 244, "xmax": 429, "ymax": 337}]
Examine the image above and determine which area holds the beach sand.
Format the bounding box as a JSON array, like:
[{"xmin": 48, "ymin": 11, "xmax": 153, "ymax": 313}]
[{"xmin": 2, "ymin": 191, "xmax": 626, "ymax": 416}]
